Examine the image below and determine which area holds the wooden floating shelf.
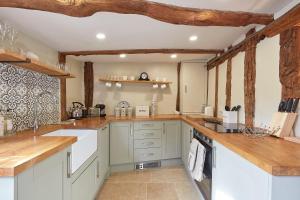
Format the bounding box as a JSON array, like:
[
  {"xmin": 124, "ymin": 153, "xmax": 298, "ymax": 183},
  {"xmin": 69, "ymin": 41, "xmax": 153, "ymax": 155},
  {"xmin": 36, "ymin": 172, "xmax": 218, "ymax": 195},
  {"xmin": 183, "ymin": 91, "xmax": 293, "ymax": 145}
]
[
  {"xmin": 0, "ymin": 49, "xmax": 75, "ymax": 78},
  {"xmin": 99, "ymin": 78, "xmax": 172, "ymax": 84}
]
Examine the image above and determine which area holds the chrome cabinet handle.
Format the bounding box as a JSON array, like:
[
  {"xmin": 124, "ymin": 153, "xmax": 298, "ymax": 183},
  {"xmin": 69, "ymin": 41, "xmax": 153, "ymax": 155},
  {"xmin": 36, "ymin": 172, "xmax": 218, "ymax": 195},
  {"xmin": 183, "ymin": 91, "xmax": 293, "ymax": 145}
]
[
  {"xmin": 130, "ymin": 124, "xmax": 133, "ymax": 136},
  {"xmin": 142, "ymin": 123, "xmax": 154, "ymax": 127},
  {"xmin": 97, "ymin": 160, "xmax": 100, "ymax": 178},
  {"xmin": 213, "ymin": 147, "xmax": 216, "ymax": 168},
  {"xmin": 163, "ymin": 123, "xmax": 166, "ymax": 134},
  {"xmin": 143, "ymin": 133, "xmax": 154, "ymax": 136},
  {"xmin": 143, "ymin": 153, "xmax": 154, "ymax": 157},
  {"xmin": 189, "ymin": 129, "xmax": 192, "ymax": 143},
  {"xmin": 142, "ymin": 142, "xmax": 155, "ymax": 146},
  {"xmin": 67, "ymin": 152, "xmax": 72, "ymax": 178}
]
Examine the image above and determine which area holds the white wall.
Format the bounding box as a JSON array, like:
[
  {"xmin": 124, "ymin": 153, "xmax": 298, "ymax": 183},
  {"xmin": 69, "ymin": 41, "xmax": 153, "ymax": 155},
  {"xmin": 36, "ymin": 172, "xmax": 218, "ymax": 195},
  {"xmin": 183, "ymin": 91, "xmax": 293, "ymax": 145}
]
[
  {"xmin": 180, "ymin": 62, "xmax": 207, "ymax": 113},
  {"xmin": 93, "ymin": 62, "xmax": 178, "ymax": 115},
  {"xmin": 65, "ymin": 57, "xmax": 84, "ymax": 109},
  {"xmin": 218, "ymin": 61, "xmax": 227, "ymax": 117},
  {"xmin": 255, "ymin": 36, "xmax": 281, "ymax": 127},
  {"xmin": 207, "ymin": 68, "xmax": 216, "ymax": 110},
  {"xmin": 6, "ymin": 27, "xmax": 84, "ymax": 110},
  {"xmin": 231, "ymin": 52, "xmax": 245, "ymax": 123}
]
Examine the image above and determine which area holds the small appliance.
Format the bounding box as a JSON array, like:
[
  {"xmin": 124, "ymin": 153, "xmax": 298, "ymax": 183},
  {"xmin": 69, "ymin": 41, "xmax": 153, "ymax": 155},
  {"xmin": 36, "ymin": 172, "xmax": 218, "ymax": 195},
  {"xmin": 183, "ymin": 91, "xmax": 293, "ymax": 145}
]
[{"xmin": 95, "ymin": 104, "xmax": 106, "ymax": 117}]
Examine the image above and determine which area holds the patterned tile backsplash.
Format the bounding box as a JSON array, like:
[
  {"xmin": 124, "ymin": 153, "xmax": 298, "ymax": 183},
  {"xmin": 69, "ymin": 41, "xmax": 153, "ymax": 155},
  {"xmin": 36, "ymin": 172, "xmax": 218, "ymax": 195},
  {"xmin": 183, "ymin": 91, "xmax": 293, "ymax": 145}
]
[{"xmin": 0, "ymin": 63, "xmax": 60, "ymax": 131}]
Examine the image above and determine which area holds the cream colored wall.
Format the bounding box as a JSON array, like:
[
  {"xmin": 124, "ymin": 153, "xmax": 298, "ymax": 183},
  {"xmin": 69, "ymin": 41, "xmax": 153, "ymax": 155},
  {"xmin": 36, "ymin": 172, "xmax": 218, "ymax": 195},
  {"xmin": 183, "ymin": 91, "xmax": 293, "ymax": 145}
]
[
  {"xmin": 207, "ymin": 68, "xmax": 216, "ymax": 110},
  {"xmin": 217, "ymin": 61, "xmax": 227, "ymax": 118},
  {"xmin": 180, "ymin": 62, "xmax": 207, "ymax": 113},
  {"xmin": 65, "ymin": 57, "xmax": 84, "ymax": 109},
  {"xmin": 255, "ymin": 36, "xmax": 281, "ymax": 127},
  {"xmin": 13, "ymin": 30, "xmax": 84, "ymax": 109},
  {"xmin": 231, "ymin": 52, "xmax": 245, "ymax": 123},
  {"xmin": 93, "ymin": 62, "xmax": 177, "ymax": 115}
]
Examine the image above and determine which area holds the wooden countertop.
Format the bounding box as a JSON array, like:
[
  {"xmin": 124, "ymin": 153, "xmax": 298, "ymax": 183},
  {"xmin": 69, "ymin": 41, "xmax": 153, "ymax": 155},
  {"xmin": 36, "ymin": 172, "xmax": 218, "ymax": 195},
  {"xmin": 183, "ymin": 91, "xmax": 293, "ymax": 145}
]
[{"xmin": 1, "ymin": 114, "xmax": 300, "ymax": 177}]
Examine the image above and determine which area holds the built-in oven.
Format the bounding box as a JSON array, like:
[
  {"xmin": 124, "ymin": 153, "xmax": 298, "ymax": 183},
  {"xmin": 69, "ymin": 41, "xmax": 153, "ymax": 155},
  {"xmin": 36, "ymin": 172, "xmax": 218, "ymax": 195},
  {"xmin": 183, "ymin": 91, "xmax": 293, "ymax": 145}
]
[{"xmin": 193, "ymin": 129, "xmax": 213, "ymax": 200}]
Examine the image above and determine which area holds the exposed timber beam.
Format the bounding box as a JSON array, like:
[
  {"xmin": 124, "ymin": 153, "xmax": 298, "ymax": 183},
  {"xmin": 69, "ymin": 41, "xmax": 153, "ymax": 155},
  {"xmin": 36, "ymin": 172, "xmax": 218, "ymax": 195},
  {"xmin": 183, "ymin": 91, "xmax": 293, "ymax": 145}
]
[
  {"xmin": 60, "ymin": 49, "xmax": 224, "ymax": 56},
  {"xmin": 207, "ymin": 4, "xmax": 300, "ymax": 70},
  {"xmin": 0, "ymin": 0, "xmax": 273, "ymax": 27}
]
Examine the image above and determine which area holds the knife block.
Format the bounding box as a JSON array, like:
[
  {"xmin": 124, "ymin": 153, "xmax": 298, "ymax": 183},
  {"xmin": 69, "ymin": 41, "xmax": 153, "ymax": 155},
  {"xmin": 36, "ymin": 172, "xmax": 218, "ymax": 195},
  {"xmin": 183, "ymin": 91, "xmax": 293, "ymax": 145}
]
[{"xmin": 269, "ymin": 112, "xmax": 298, "ymax": 138}]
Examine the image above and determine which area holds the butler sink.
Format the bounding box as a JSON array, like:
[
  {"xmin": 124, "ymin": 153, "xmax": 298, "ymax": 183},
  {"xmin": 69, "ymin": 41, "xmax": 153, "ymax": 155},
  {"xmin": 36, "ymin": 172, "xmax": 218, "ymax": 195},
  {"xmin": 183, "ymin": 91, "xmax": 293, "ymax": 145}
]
[{"xmin": 43, "ymin": 129, "xmax": 97, "ymax": 173}]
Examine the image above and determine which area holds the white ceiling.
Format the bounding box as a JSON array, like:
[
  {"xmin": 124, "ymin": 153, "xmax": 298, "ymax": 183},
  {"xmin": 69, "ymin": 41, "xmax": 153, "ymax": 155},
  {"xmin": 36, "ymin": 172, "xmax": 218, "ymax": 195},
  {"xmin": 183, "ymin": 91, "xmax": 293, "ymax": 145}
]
[{"xmin": 0, "ymin": 0, "xmax": 293, "ymax": 63}]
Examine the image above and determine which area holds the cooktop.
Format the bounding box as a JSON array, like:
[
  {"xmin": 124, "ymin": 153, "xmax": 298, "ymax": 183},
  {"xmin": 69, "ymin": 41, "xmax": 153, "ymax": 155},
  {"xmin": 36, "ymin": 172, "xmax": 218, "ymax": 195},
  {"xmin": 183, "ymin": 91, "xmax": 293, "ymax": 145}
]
[{"xmin": 203, "ymin": 122, "xmax": 244, "ymax": 133}]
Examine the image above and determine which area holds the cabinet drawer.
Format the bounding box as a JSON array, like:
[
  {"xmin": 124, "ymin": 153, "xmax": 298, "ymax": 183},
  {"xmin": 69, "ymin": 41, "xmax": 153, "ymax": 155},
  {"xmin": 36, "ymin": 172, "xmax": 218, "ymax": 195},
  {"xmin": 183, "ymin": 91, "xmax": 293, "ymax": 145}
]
[
  {"xmin": 134, "ymin": 121, "xmax": 163, "ymax": 130},
  {"xmin": 134, "ymin": 139, "xmax": 161, "ymax": 148},
  {"xmin": 134, "ymin": 129, "xmax": 162, "ymax": 139},
  {"xmin": 134, "ymin": 148, "xmax": 162, "ymax": 162}
]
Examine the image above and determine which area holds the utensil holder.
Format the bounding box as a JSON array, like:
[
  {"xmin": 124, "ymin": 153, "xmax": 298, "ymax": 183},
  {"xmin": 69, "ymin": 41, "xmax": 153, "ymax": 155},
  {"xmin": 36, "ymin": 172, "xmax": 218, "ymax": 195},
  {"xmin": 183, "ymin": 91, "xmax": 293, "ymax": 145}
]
[
  {"xmin": 269, "ymin": 112, "xmax": 297, "ymax": 138},
  {"xmin": 222, "ymin": 111, "xmax": 238, "ymax": 124}
]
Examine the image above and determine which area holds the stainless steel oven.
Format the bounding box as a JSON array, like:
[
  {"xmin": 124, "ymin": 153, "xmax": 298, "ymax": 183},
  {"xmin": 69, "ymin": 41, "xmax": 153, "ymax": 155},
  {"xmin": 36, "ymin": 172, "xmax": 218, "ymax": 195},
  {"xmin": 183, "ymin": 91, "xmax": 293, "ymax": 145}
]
[{"xmin": 193, "ymin": 129, "xmax": 213, "ymax": 200}]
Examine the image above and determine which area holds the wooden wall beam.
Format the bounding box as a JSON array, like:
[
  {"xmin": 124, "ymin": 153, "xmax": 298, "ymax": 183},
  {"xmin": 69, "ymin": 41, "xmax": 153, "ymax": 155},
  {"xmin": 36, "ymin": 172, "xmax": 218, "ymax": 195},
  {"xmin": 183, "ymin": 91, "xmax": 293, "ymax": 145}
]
[
  {"xmin": 0, "ymin": 0, "xmax": 273, "ymax": 27},
  {"xmin": 176, "ymin": 62, "xmax": 181, "ymax": 112},
  {"xmin": 58, "ymin": 53, "xmax": 68, "ymax": 121},
  {"xmin": 214, "ymin": 65, "xmax": 219, "ymax": 117},
  {"xmin": 60, "ymin": 49, "xmax": 224, "ymax": 56},
  {"xmin": 84, "ymin": 62, "xmax": 94, "ymax": 108},
  {"xmin": 225, "ymin": 58, "xmax": 232, "ymax": 107},
  {"xmin": 244, "ymin": 29, "xmax": 258, "ymax": 128},
  {"xmin": 207, "ymin": 3, "xmax": 300, "ymax": 70},
  {"xmin": 280, "ymin": 27, "xmax": 300, "ymax": 98}
]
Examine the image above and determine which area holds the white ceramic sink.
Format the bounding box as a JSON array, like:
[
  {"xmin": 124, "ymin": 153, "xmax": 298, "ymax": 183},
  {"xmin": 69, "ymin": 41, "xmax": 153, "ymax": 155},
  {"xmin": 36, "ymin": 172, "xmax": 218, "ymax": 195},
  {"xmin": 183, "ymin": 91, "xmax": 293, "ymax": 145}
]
[{"xmin": 43, "ymin": 129, "xmax": 97, "ymax": 173}]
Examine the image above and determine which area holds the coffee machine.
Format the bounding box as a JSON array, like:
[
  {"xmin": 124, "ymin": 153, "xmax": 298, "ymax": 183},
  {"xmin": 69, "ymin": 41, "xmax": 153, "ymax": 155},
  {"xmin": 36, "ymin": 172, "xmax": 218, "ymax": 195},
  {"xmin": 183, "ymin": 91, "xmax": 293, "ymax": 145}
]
[{"xmin": 95, "ymin": 104, "xmax": 106, "ymax": 117}]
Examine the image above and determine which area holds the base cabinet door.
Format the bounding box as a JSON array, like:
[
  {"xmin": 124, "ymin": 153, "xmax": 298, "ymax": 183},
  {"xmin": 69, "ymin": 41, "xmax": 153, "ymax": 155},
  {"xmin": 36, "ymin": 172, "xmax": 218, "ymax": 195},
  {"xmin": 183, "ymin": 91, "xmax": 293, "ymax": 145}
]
[
  {"xmin": 97, "ymin": 125, "xmax": 110, "ymax": 188},
  {"xmin": 181, "ymin": 122, "xmax": 193, "ymax": 168},
  {"xmin": 17, "ymin": 148, "xmax": 68, "ymax": 200},
  {"xmin": 212, "ymin": 141, "xmax": 270, "ymax": 200},
  {"xmin": 72, "ymin": 158, "xmax": 98, "ymax": 200},
  {"xmin": 110, "ymin": 122, "xmax": 134, "ymax": 165},
  {"xmin": 162, "ymin": 121, "xmax": 181, "ymax": 159}
]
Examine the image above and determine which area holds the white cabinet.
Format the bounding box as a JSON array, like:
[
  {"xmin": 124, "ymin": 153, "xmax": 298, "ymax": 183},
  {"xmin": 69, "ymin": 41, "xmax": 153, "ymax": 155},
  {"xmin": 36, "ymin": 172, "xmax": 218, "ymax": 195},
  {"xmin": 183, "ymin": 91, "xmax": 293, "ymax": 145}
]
[
  {"xmin": 181, "ymin": 122, "xmax": 193, "ymax": 168},
  {"xmin": 212, "ymin": 141, "xmax": 270, "ymax": 200},
  {"xmin": 110, "ymin": 122, "xmax": 134, "ymax": 165},
  {"xmin": 162, "ymin": 121, "xmax": 181, "ymax": 159}
]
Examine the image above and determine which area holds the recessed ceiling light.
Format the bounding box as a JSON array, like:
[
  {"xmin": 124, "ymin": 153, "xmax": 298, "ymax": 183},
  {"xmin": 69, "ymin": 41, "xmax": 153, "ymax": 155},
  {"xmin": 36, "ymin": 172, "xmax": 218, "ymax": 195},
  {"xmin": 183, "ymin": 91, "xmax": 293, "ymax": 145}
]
[
  {"xmin": 189, "ymin": 35, "xmax": 198, "ymax": 41},
  {"xmin": 120, "ymin": 54, "xmax": 127, "ymax": 58},
  {"xmin": 96, "ymin": 33, "xmax": 106, "ymax": 40},
  {"xmin": 170, "ymin": 54, "xmax": 177, "ymax": 59}
]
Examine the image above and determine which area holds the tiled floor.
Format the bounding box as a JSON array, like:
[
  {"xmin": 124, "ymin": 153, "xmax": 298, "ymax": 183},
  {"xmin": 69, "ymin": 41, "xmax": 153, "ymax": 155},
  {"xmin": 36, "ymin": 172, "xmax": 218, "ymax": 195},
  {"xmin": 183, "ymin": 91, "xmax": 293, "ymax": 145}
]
[{"xmin": 97, "ymin": 165, "xmax": 202, "ymax": 200}]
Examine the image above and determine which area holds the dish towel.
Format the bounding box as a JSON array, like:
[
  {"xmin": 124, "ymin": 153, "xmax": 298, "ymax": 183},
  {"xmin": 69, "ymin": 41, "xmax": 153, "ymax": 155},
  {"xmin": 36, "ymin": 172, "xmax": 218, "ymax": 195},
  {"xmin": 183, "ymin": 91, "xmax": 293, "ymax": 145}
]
[{"xmin": 188, "ymin": 138, "xmax": 206, "ymax": 182}]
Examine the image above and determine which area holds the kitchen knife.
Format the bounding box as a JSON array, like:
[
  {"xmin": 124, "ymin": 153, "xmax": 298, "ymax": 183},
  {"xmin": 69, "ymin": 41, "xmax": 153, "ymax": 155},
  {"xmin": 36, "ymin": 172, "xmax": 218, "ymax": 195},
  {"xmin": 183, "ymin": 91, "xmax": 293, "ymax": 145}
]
[
  {"xmin": 225, "ymin": 106, "xmax": 230, "ymax": 111},
  {"xmin": 291, "ymin": 98, "xmax": 299, "ymax": 113},
  {"xmin": 286, "ymin": 98, "xmax": 294, "ymax": 112},
  {"xmin": 281, "ymin": 100, "xmax": 288, "ymax": 112},
  {"xmin": 278, "ymin": 101, "xmax": 285, "ymax": 112}
]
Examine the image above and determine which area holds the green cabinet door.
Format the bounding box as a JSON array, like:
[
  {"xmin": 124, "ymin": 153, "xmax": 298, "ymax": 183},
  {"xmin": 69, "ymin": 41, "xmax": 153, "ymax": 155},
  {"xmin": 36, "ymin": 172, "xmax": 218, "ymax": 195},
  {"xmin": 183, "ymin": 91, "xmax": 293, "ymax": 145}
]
[
  {"xmin": 181, "ymin": 122, "xmax": 193, "ymax": 168},
  {"xmin": 17, "ymin": 148, "xmax": 69, "ymax": 200},
  {"xmin": 162, "ymin": 121, "xmax": 182, "ymax": 159},
  {"xmin": 72, "ymin": 158, "xmax": 98, "ymax": 200},
  {"xmin": 110, "ymin": 122, "xmax": 134, "ymax": 165}
]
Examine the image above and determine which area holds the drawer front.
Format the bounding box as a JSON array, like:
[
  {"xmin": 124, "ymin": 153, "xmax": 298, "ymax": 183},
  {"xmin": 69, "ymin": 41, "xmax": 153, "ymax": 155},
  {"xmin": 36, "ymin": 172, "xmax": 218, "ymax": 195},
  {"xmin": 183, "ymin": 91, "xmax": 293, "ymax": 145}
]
[
  {"xmin": 134, "ymin": 148, "xmax": 162, "ymax": 162},
  {"xmin": 134, "ymin": 139, "xmax": 161, "ymax": 148},
  {"xmin": 134, "ymin": 121, "xmax": 163, "ymax": 130},
  {"xmin": 134, "ymin": 129, "xmax": 162, "ymax": 139}
]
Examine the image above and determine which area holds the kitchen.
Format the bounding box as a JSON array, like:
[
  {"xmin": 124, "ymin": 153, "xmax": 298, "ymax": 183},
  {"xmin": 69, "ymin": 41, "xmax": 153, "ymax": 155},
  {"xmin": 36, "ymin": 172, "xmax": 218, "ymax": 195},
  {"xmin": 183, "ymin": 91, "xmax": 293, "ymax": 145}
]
[{"xmin": 0, "ymin": 0, "xmax": 300, "ymax": 200}]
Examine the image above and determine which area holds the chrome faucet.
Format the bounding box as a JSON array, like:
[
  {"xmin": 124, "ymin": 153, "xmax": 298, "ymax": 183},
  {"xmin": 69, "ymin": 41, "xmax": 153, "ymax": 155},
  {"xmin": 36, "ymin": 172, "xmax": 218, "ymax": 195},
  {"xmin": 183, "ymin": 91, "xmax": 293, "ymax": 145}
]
[{"xmin": 33, "ymin": 91, "xmax": 57, "ymax": 132}]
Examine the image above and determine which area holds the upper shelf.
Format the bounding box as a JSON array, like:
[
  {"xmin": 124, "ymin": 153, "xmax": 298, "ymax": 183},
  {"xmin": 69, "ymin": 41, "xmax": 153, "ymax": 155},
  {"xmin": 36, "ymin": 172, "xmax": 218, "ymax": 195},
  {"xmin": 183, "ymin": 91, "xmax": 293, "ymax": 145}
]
[
  {"xmin": 0, "ymin": 49, "xmax": 75, "ymax": 78},
  {"xmin": 99, "ymin": 78, "xmax": 172, "ymax": 84}
]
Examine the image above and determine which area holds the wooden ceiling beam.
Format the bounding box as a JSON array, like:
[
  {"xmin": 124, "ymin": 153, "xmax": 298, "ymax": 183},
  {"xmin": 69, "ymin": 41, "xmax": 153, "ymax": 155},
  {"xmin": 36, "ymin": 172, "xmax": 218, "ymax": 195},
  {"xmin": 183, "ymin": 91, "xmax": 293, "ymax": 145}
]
[
  {"xmin": 60, "ymin": 49, "xmax": 224, "ymax": 56},
  {"xmin": 207, "ymin": 3, "xmax": 300, "ymax": 70},
  {"xmin": 0, "ymin": 0, "xmax": 273, "ymax": 27}
]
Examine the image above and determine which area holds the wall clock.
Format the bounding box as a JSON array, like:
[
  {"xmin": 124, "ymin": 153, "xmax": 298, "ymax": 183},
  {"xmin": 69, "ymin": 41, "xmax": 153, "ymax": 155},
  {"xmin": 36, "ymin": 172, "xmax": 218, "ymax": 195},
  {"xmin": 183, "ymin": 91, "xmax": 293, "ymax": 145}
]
[{"xmin": 138, "ymin": 72, "xmax": 150, "ymax": 81}]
